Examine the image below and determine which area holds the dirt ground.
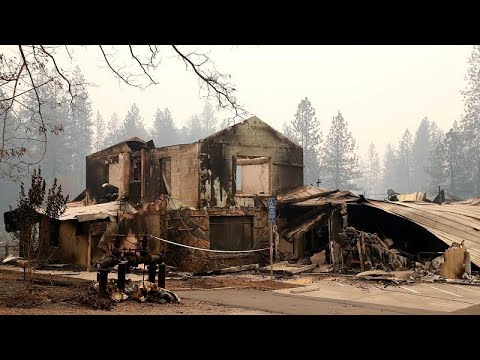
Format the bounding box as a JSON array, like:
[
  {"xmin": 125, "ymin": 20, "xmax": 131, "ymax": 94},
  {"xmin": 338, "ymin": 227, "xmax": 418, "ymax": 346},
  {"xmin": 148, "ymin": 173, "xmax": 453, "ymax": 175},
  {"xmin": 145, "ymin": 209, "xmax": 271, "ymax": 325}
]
[
  {"xmin": 0, "ymin": 268, "xmax": 296, "ymax": 315},
  {"xmin": 166, "ymin": 274, "xmax": 301, "ymax": 291}
]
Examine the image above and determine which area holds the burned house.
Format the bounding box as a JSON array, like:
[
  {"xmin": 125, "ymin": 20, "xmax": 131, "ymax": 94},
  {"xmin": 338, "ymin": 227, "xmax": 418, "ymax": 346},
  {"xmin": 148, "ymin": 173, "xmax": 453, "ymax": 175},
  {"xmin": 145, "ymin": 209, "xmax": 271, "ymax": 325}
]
[
  {"xmin": 7, "ymin": 114, "xmax": 477, "ymax": 278},
  {"xmin": 5, "ymin": 116, "xmax": 303, "ymax": 271}
]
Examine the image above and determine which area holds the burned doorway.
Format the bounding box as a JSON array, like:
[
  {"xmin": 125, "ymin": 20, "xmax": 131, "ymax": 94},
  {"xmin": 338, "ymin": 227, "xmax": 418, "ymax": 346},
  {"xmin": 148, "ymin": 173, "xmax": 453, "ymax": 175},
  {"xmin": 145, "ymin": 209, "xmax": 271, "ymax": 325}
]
[{"xmin": 210, "ymin": 216, "xmax": 253, "ymax": 251}]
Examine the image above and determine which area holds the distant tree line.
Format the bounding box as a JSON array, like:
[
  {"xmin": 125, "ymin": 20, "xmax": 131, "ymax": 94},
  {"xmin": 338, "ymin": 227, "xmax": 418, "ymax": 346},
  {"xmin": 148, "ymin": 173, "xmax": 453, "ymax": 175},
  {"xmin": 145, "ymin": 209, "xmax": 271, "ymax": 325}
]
[
  {"xmin": 284, "ymin": 46, "xmax": 480, "ymax": 200},
  {"xmin": 370, "ymin": 46, "xmax": 480, "ymax": 200}
]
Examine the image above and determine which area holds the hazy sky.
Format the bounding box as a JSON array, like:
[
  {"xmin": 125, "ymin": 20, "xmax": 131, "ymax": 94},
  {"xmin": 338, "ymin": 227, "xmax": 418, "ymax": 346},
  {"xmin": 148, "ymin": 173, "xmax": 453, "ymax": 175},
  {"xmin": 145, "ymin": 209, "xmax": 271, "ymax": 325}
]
[{"xmin": 68, "ymin": 45, "xmax": 473, "ymax": 157}]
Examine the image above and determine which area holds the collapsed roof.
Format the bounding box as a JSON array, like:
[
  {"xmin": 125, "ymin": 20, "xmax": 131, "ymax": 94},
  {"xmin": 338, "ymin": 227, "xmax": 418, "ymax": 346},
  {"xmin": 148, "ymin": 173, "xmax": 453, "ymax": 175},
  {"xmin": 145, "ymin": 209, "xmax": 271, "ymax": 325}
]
[
  {"xmin": 361, "ymin": 199, "xmax": 480, "ymax": 266},
  {"xmin": 277, "ymin": 186, "xmax": 480, "ymax": 267}
]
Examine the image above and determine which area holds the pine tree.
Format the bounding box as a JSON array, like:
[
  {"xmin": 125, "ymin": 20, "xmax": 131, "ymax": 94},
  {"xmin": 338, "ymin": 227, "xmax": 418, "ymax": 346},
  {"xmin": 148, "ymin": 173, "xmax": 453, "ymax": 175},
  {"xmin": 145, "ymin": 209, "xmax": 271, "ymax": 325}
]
[
  {"xmin": 382, "ymin": 143, "xmax": 398, "ymax": 194},
  {"xmin": 104, "ymin": 112, "xmax": 121, "ymax": 147},
  {"xmin": 199, "ymin": 102, "xmax": 217, "ymax": 138},
  {"xmin": 282, "ymin": 123, "xmax": 298, "ymax": 145},
  {"xmin": 151, "ymin": 108, "xmax": 179, "ymax": 147},
  {"xmin": 118, "ymin": 103, "xmax": 148, "ymax": 141},
  {"xmin": 321, "ymin": 111, "xmax": 360, "ymax": 189},
  {"xmin": 68, "ymin": 67, "xmax": 93, "ymax": 194},
  {"xmin": 93, "ymin": 111, "xmax": 106, "ymax": 152},
  {"xmin": 17, "ymin": 72, "xmax": 70, "ymax": 183},
  {"xmin": 427, "ymin": 121, "xmax": 469, "ymax": 196},
  {"xmin": 429, "ymin": 120, "xmax": 444, "ymax": 149},
  {"xmin": 285, "ymin": 98, "xmax": 322, "ymax": 185},
  {"xmin": 363, "ymin": 143, "xmax": 381, "ymax": 197},
  {"xmin": 460, "ymin": 45, "xmax": 480, "ymax": 196},
  {"xmin": 412, "ymin": 117, "xmax": 431, "ymax": 191},
  {"xmin": 395, "ymin": 129, "xmax": 413, "ymax": 193},
  {"xmin": 180, "ymin": 115, "xmax": 203, "ymax": 143}
]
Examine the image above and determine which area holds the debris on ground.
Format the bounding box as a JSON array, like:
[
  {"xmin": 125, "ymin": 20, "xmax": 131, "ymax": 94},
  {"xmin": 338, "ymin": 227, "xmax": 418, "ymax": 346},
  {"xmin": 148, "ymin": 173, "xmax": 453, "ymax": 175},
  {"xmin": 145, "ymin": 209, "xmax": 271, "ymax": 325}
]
[
  {"xmin": 297, "ymin": 256, "xmax": 313, "ymax": 265},
  {"xmin": 336, "ymin": 227, "xmax": 415, "ymax": 272},
  {"xmin": 259, "ymin": 262, "xmax": 316, "ymax": 276},
  {"xmin": 441, "ymin": 242, "xmax": 471, "ymax": 279},
  {"xmin": 129, "ymin": 281, "xmax": 180, "ymax": 304},
  {"xmin": 356, "ymin": 270, "xmax": 404, "ymax": 284},
  {"xmin": 312, "ymin": 264, "xmax": 334, "ymax": 273},
  {"xmin": 310, "ymin": 251, "xmax": 326, "ymax": 267},
  {"xmin": 71, "ymin": 285, "xmax": 114, "ymax": 310},
  {"xmin": 3, "ymin": 289, "xmax": 43, "ymax": 308},
  {"xmin": 93, "ymin": 278, "xmax": 181, "ymax": 304},
  {"xmin": 2, "ymin": 254, "xmax": 22, "ymax": 265}
]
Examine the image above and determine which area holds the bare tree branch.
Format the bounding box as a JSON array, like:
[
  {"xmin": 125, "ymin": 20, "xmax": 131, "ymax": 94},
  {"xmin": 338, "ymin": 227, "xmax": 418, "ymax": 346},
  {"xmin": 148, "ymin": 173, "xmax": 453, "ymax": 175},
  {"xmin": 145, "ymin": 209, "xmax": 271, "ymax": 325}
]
[
  {"xmin": 1, "ymin": 79, "xmax": 52, "ymax": 103},
  {"xmin": 171, "ymin": 45, "xmax": 246, "ymax": 120},
  {"xmin": 99, "ymin": 45, "xmax": 141, "ymax": 88},
  {"xmin": 128, "ymin": 45, "xmax": 157, "ymax": 86},
  {"xmin": 39, "ymin": 45, "xmax": 74, "ymax": 107},
  {"xmin": 64, "ymin": 45, "xmax": 72, "ymax": 60},
  {"xmin": 1, "ymin": 60, "xmax": 24, "ymax": 160}
]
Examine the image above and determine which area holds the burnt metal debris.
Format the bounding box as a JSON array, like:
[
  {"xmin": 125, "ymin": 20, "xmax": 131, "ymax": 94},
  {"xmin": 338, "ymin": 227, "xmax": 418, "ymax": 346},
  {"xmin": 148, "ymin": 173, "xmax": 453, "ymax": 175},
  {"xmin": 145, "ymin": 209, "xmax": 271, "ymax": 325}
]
[{"xmin": 96, "ymin": 234, "xmax": 166, "ymax": 290}]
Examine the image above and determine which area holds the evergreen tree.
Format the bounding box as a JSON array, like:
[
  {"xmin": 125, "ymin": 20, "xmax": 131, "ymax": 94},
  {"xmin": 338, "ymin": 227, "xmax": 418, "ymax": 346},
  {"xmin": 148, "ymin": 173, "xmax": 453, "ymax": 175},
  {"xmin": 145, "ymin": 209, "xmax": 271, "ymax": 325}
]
[
  {"xmin": 412, "ymin": 117, "xmax": 431, "ymax": 191},
  {"xmin": 285, "ymin": 97, "xmax": 322, "ymax": 185},
  {"xmin": 363, "ymin": 143, "xmax": 381, "ymax": 197},
  {"xmin": 321, "ymin": 111, "xmax": 360, "ymax": 189},
  {"xmin": 151, "ymin": 108, "xmax": 179, "ymax": 147},
  {"xmin": 180, "ymin": 115, "xmax": 203, "ymax": 143},
  {"xmin": 460, "ymin": 45, "xmax": 480, "ymax": 196},
  {"xmin": 199, "ymin": 102, "xmax": 217, "ymax": 138},
  {"xmin": 282, "ymin": 123, "xmax": 298, "ymax": 145},
  {"xmin": 382, "ymin": 143, "xmax": 398, "ymax": 194},
  {"xmin": 104, "ymin": 112, "xmax": 121, "ymax": 147},
  {"xmin": 427, "ymin": 121, "xmax": 469, "ymax": 197},
  {"xmin": 395, "ymin": 129, "xmax": 413, "ymax": 193},
  {"xmin": 93, "ymin": 111, "xmax": 106, "ymax": 152},
  {"xmin": 118, "ymin": 103, "xmax": 148, "ymax": 141},
  {"xmin": 17, "ymin": 72, "xmax": 70, "ymax": 184},
  {"xmin": 68, "ymin": 67, "xmax": 93, "ymax": 194},
  {"xmin": 429, "ymin": 120, "xmax": 444, "ymax": 149},
  {"xmin": 425, "ymin": 120, "xmax": 445, "ymax": 194}
]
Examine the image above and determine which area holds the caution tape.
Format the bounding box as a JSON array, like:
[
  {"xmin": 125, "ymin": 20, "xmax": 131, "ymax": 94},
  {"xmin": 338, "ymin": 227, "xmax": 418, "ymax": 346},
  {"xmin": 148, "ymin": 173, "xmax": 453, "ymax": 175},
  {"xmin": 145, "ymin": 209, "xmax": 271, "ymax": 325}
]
[{"xmin": 149, "ymin": 235, "xmax": 270, "ymax": 254}]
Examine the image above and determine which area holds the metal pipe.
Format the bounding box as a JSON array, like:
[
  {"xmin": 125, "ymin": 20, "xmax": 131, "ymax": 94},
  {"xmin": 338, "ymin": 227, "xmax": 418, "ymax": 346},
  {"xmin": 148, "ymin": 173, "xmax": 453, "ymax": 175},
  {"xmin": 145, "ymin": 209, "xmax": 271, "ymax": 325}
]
[
  {"xmin": 148, "ymin": 264, "xmax": 157, "ymax": 283},
  {"xmin": 117, "ymin": 261, "xmax": 127, "ymax": 291},
  {"xmin": 98, "ymin": 269, "xmax": 109, "ymax": 293},
  {"xmin": 158, "ymin": 263, "xmax": 166, "ymax": 288}
]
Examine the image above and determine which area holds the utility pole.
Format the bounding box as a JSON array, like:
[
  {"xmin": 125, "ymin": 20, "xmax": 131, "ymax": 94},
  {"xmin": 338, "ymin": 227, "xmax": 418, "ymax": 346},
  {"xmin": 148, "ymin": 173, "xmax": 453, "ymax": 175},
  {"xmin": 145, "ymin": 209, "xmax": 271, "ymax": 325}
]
[{"xmin": 268, "ymin": 197, "xmax": 276, "ymax": 281}]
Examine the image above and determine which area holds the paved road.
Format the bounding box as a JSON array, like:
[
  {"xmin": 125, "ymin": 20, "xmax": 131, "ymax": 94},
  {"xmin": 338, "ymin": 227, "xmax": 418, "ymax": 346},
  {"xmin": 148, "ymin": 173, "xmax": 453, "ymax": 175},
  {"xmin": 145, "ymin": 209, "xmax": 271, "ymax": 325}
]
[
  {"xmin": 175, "ymin": 288, "xmax": 441, "ymax": 314},
  {"xmin": 273, "ymin": 281, "xmax": 480, "ymax": 313},
  {"xmin": 176, "ymin": 280, "xmax": 480, "ymax": 315}
]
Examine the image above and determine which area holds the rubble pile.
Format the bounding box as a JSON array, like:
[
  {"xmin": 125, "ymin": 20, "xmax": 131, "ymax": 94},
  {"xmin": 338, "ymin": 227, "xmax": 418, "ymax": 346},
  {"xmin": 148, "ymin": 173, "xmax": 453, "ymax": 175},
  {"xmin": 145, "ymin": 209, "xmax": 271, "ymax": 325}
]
[
  {"xmin": 337, "ymin": 227, "xmax": 415, "ymax": 271},
  {"xmin": 96, "ymin": 278, "xmax": 180, "ymax": 304}
]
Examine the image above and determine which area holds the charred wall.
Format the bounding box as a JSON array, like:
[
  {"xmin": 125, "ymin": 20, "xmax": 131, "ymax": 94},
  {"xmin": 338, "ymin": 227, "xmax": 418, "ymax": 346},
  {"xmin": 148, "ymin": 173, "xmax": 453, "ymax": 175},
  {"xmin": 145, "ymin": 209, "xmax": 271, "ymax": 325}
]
[
  {"xmin": 51, "ymin": 221, "xmax": 89, "ymax": 266},
  {"xmin": 153, "ymin": 143, "xmax": 200, "ymax": 208},
  {"xmin": 86, "ymin": 142, "xmax": 132, "ymax": 205},
  {"xmin": 143, "ymin": 149, "xmax": 162, "ymax": 204},
  {"xmin": 199, "ymin": 117, "xmax": 303, "ymax": 209}
]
